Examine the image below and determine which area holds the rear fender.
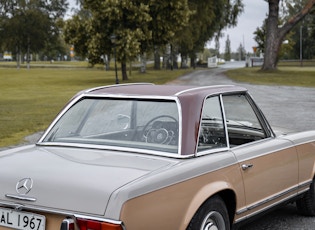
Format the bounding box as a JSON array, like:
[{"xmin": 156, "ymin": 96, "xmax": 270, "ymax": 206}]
[{"xmin": 180, "ymin": 181, "xmax": 236, "ymax": 229}]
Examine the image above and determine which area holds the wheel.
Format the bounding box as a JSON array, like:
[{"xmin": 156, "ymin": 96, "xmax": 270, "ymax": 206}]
[
  {"xmin": 187, "ymin": 195, "xmax": 230, "ymax": 230},
  {"xmin": 141, "ymin": 115, "xmax": 178, "ymax": 144},
  {"xmin": 296, "ymin": 178, "xmax": 315, "ymax": 216}
]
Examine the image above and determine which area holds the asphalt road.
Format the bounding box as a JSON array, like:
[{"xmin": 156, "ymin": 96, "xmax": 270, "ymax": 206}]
[{"xmin": 169, "ymin": 62, "xmax": 315, "ymax": 230}]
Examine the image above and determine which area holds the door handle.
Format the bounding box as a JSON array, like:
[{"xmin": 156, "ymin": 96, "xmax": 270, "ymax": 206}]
[{"xmin": 241, "ymin": 164, "xmax": 253, "ymax": 170}]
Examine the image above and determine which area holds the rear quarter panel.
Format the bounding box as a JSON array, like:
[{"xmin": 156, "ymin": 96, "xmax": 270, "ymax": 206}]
[{"xmin": 119, "ymin": 151, "xmax": 245, "ymax": 230}]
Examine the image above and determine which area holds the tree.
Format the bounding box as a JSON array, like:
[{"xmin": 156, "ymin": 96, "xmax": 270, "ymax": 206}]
[
  {"xmin": 237, "ymin": 42, "xmax": 245, "ymax": 60},
  {"xmin": 144, "ymin": 0, "xmax": 192, "ymax": 70},
  {"xmin": 64, "ymin": 12, "xmax": 90, "ymax": 60},
  {"xmin": 254, "ymin": 19, "xmax": 267, "ymax": 54},
  {"xmin": 82, "ymin": 0, "xmax": 153, "ymax": 80},
  {"xmin": 263, "ymin": 0, "xmax": 315, "ymax": 70},
  {"xmin": 224, "ymin": 35, "xmax": 231, "ymax": 61},
  {"xmin": 0, "ymin": 0, "xmax": 68, "ymax": 67},
  {"xmin": 254, "ymin": 17, "xmax": 295, "ymax": 59},
  {"xmin": 285, "ymin": 1, "xmax": 315, "ymax": 60},
  {"xmin": 74, "ymin": 0, "xmax": 193, "ymax": 79},
  {"xmin": 175, "ymin": 0, "xmax": 243, "ymax": 68}
]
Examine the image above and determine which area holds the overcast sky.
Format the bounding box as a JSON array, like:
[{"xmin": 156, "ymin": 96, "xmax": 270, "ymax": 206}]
[
  {"xmin": 68, "ymin": 0, "xmax": 269, "ymax": 53},
  {"xmin": 212, "ymin": 0, "xmax": 269, "ymax": 53}
]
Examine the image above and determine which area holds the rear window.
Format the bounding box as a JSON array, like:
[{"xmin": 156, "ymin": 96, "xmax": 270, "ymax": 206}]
[{"xmin": 43, "ymin": 98, "xmax": 180, "ymax": 154}]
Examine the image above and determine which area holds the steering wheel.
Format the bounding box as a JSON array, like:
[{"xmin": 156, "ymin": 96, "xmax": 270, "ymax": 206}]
[{"xmin": 141, "ymin": 115, "xmax": 178, "ymax": 145}]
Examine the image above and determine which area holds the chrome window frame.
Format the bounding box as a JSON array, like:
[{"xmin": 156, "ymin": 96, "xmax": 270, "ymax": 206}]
[
  {"xmin": 38, "ymin": 94, "xmax": 185, "ymax": 158},
  {"xmin": 195, "ymin": 92, "xmax": 274, "ymax": 156},
  {"xmin": 195, "ymin": 94, "xmax": 229, "ymax": 156}
]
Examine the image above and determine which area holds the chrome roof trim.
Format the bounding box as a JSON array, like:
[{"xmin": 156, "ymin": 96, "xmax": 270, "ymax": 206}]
[
  {"xmin": 175, "ymin": 85, "xmax": 236, "ymax": 96},
  {"xmin": 84, "ymin": 83, "xmax": 154, "ymax": 94},
  {"xmin": 80, "ymin": 93, "xmax": 179, "ymax": 100}
]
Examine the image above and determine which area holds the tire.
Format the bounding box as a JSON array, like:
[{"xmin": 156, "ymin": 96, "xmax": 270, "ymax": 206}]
[
  {"xmin": 187, "ymin": 195, "xmax": 230, "ymax": 230},
  {"xmin": 296, "ymin": 179, "xmax": 315, "ymax": 216}
]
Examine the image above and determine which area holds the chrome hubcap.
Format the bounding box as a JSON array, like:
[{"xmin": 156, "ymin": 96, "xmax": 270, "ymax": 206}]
[{"xmin": 201, "ymin": 211, "xmax": 225, "ymax": 230}]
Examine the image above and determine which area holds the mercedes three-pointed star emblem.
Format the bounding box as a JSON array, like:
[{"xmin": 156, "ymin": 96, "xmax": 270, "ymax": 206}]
[{"xmin": 16, "ymin": 178, "xmax": 33, "ymax": 195}]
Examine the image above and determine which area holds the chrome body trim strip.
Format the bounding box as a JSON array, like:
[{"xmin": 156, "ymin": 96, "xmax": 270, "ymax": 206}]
[
  {"xmin": 235, "ymin": 192, "xmax": 298, "ymax": 223},
  {"xmin": 36, "ymin": 142, "xmax": 195, "ymax": 159},
  {"xmin": 5, "ymin": 194, "xmax": 36, "ymax": 202},
  {"xmin": 235, "ymin": 181, "xmax": 312, "ymax": 217},
  {"xmin": 298, "ymin": 188, "xmax": 310, "ymax": 194},
  {"xmin": 246, "ymin": 187, "xmax": 298, "ymax": 211},
  {"xmin": 299, "ymin": 180, "xmax": 313, "ymax": 189},
  {"xmin": 73, "ymin": 214, "xmax": 122, "ymax": 225},
  {"xmin": 0, "ymin": 202, "xmax": 124, "ymax": 227}
]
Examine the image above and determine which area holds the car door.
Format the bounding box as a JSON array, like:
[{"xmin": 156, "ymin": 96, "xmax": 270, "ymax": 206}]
[{"xmin": 222, "ymin": 94, "xmax": 299, "ymax": 217}]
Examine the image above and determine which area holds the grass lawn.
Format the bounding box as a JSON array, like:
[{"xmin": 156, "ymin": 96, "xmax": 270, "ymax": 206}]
[
  {"xmin": 0, "ymin": 63, "xmax": 314, "ymax": 147},
  {"xmin": 225, "ymin": 66, "xmax": 315, "ymax": 87},
  {"xmin": 0, "ymin": 66, "xmax": 191, "ymax": 147}
]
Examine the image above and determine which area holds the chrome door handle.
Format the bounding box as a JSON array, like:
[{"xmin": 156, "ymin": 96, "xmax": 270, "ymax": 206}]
[{"xmin": 241, "ymin": 164, "xmax": 253, "ymax": 170}]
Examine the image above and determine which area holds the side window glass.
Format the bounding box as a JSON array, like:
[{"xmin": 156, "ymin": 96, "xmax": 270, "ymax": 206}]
[
  {"xmin": 222, "ymin": 94, "xmax": 266, "ymax": 146},
  {"xmin": 197, "ymin": 96, "xmax": 227, "ymax": 152}
]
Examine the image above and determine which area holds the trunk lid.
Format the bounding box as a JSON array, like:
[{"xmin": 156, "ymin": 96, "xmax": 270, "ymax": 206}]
[{"xmin": 0, "ymin": 145, "xmax": 177, "ymax": 215}]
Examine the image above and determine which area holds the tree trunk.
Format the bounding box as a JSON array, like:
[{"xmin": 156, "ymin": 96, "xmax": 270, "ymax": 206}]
[
  {"xmin": 262, "ymin": 0, "xmax": 281, "ymax": 70},
  {"xmin": 180, "ymin": 55, "xmax": 189, "ymax": 69},
  {"xmin": 262, "ymin": 0, "xmax": 315, "ymax": 71},
  {"xmin": 140, "ymin": 53, "xmax": 146, "ymax": 73},
  {"xmin": 103, "ymin": 54, "xmax": 110, "ymax": 71},
  {"xmin": 16, "ymin": 45, "xmax": 21, "ymax": 69},
  {"xmin": 121, "ymin": 62, "xmax": 128, "ymax": 81},
  {"xmin": 189, "ymin": 53, "xmax": 196, "ymax": 69},
  {"xmin": 154, "ymin": 46, "xmax": 161, "ymax": 70}
]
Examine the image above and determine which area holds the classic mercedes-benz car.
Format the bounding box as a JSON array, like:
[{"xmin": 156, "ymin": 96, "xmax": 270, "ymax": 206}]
[{"xmin": 1, "ymin": 83, "xmax": 315, "ymax": 230}]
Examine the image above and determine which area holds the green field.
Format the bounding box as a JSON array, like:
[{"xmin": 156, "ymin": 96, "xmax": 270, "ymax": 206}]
[
  {"xmin": 225, "ymin": 66, "xmax": 315, "ymax": 87},
  {"xmin": 1, "ymin": 63, "xmax": 314, "ymax": 147},
  {"xmin": 0, "ymin": 65, "xmax": 191, "ymax": 147}
]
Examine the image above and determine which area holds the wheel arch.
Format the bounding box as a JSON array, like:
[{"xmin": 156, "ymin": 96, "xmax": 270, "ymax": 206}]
[
  {"xmin": 218, "ymin": 189, "xmax": 237, "ymax": 227},
  {"xmin": 181, "ymin": 182, "xmax": 237, "ymax": 229}
]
